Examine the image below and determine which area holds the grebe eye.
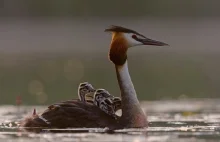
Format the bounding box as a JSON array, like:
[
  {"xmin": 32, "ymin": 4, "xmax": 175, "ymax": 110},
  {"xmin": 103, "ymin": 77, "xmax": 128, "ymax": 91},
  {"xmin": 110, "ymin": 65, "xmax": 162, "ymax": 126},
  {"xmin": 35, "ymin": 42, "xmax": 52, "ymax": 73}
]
[{"xmin": 132, "ymin": 35, "xmax": 137, "ymax": 38}]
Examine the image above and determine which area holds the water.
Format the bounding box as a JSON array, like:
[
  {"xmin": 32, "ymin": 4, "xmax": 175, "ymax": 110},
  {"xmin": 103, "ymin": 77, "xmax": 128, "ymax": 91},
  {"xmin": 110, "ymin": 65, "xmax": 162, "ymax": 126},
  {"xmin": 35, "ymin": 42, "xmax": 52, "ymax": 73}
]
[{"xmin": 0, "ymin": 99, "xmax": 220, "ymax": 142}]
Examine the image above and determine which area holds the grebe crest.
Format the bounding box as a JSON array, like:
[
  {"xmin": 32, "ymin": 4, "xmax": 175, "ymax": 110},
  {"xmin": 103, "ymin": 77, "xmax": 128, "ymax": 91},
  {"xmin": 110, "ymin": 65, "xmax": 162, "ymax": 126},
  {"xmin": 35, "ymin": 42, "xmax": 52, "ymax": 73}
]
[{"xmin": 105, "ymin": 25, "xmax": 168, "ymax": 65}]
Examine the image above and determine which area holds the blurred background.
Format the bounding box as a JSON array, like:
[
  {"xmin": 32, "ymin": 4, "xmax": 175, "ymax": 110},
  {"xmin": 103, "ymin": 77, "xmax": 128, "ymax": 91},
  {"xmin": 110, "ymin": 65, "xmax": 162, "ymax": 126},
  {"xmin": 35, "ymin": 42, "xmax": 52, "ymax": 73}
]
[{"xmin": 0, "ymin": 0, "xmax": 220, "ymax": 105}]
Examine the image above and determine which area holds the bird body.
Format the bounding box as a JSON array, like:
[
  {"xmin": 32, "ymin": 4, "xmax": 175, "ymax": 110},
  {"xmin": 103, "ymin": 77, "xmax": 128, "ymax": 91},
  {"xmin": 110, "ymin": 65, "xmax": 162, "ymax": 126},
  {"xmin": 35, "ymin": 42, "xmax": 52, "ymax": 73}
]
[{"xmin": 20, "ymin": 25, "xmax": 168, "ymax": 131}]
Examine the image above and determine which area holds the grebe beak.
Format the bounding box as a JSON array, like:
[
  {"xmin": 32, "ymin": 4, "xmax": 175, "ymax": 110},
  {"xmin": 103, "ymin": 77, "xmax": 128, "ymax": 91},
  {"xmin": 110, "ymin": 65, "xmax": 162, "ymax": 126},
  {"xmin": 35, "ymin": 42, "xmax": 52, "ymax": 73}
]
[{"xmin": 139, "ymin": 37, "xmax": 168, "ymax": 46}]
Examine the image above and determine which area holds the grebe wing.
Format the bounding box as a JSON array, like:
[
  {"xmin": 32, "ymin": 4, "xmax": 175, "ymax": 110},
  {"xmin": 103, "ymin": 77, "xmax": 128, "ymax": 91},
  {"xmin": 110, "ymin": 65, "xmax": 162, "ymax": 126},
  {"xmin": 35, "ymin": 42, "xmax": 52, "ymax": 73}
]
[{"xmin": 21, "ymin": 99, "xmax": 119, "ymax": 130}]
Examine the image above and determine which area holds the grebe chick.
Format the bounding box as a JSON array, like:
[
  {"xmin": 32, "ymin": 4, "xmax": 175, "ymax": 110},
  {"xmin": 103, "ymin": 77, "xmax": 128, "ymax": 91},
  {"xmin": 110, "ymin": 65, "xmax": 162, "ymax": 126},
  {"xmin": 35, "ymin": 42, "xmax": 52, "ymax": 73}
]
[
  {"xmin": 47, "ymin": 82, "xmax": 95, "ymax": 110},
  {"xmin": 112, "ymin": 97, "xmax": 122, "ymax": 113},
  {"xmin": 94, "ymin": 89, "xmax": 122, "ymax": 118},
  {"xmin": 78, "ymin": 82, "xmax": 96, "ymax": 103}
]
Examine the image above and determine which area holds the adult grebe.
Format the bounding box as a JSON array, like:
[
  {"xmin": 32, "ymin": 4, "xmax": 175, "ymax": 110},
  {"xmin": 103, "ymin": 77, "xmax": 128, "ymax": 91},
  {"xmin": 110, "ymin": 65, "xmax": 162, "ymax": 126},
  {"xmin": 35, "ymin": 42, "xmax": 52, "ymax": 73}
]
[{"xmin": 20, "ymin": 25, "xmax": 168, "ymax": 130}]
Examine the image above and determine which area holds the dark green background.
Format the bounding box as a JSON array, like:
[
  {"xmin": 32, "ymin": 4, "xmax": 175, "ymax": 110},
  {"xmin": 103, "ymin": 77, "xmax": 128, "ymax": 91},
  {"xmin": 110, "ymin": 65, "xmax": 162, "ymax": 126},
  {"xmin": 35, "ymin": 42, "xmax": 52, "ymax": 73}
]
[{"xmin": 0, "ymin": 0, "xmax": 219, "ymax": 104}]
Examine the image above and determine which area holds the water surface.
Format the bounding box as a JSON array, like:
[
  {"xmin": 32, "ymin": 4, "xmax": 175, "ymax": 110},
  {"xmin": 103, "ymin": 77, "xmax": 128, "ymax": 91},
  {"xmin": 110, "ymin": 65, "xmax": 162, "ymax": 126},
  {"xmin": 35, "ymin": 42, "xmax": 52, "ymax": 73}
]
[{"xmin": 1, "ymin": 99, "xmax": 220, "ymax": 142}]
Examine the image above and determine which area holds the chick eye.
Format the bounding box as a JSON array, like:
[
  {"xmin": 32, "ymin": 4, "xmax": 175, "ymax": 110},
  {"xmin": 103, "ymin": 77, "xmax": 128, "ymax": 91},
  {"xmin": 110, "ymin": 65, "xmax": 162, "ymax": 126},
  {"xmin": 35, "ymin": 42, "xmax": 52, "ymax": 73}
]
[{"xmin": 132, "ymin": 34, "xmax": 137, "ymax": 39}]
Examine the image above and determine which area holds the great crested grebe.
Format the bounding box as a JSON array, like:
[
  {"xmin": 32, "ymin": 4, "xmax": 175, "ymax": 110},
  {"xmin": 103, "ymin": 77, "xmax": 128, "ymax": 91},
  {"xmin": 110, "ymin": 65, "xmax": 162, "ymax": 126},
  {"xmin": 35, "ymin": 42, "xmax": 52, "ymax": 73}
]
[{"xmin": 21, "ymin": 25, "xmax": 168, "ymax": 130}]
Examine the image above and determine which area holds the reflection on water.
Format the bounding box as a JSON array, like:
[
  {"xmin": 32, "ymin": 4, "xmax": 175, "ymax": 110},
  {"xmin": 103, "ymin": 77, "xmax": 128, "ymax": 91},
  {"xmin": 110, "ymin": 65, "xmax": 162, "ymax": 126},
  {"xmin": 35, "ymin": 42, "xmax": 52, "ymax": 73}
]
[{"xmin": 0, "ymin": 99, "xmax": 220, "ymax": 142}]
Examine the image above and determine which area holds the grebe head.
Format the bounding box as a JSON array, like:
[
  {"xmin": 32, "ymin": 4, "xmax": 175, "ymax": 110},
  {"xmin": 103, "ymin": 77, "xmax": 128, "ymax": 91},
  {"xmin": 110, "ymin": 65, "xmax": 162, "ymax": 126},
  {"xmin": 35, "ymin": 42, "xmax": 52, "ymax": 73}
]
[
  {"xmin": 78, "ymin": 82, "xmax": 96, "ymax": 102},
  {"xmin": 105, "ymin": 25, "xmax": 168, "ymax": 48},
  {"xmin": 94, "ymin": 89, "xmax": 111, "ymax": 100},
  {"xmin": 105, "ymin": 25, "xmax": 168, "ymax": 65},
  {"xmin": 94, "ymin": 89, "xmax": 111, "ymax": 106},
  {"xmin": 79, "ymin": 82, "xmax": 95, "ymax": 93}
]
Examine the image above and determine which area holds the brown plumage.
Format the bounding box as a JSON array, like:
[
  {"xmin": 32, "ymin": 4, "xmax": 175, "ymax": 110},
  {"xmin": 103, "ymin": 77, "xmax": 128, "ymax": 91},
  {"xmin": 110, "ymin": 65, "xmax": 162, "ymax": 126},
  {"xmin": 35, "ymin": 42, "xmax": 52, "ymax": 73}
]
[
  {"xmin": 21, "ymin": 100, "xmax": 120, "ymax": 130},
  {"xmin": 109, "ymin": 33, "xmax": 128, "ymax": 65}
]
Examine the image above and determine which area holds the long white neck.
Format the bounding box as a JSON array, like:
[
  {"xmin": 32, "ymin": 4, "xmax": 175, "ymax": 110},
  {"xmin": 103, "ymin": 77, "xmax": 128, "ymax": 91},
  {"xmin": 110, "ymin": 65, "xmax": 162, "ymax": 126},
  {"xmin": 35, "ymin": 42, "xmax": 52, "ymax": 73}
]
[{"xmin": 115, "ymin": 61, "xmax": 147, "ymax": 128}]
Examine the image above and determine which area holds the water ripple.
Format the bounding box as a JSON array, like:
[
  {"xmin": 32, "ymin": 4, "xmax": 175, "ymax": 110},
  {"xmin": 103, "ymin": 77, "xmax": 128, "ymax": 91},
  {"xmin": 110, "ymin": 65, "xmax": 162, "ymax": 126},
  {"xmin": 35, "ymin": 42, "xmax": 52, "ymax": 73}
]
[{"xmin": 0, "ymin": 99, "xmax": 220, "ymax": 142}]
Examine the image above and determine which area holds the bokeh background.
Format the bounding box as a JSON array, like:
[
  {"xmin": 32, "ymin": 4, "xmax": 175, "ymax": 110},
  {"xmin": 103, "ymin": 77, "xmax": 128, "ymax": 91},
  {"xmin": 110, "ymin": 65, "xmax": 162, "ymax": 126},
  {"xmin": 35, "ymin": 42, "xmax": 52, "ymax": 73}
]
[{"xmin": 0, "ymin": 0, "xmax": 220, "ymax": 105}]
